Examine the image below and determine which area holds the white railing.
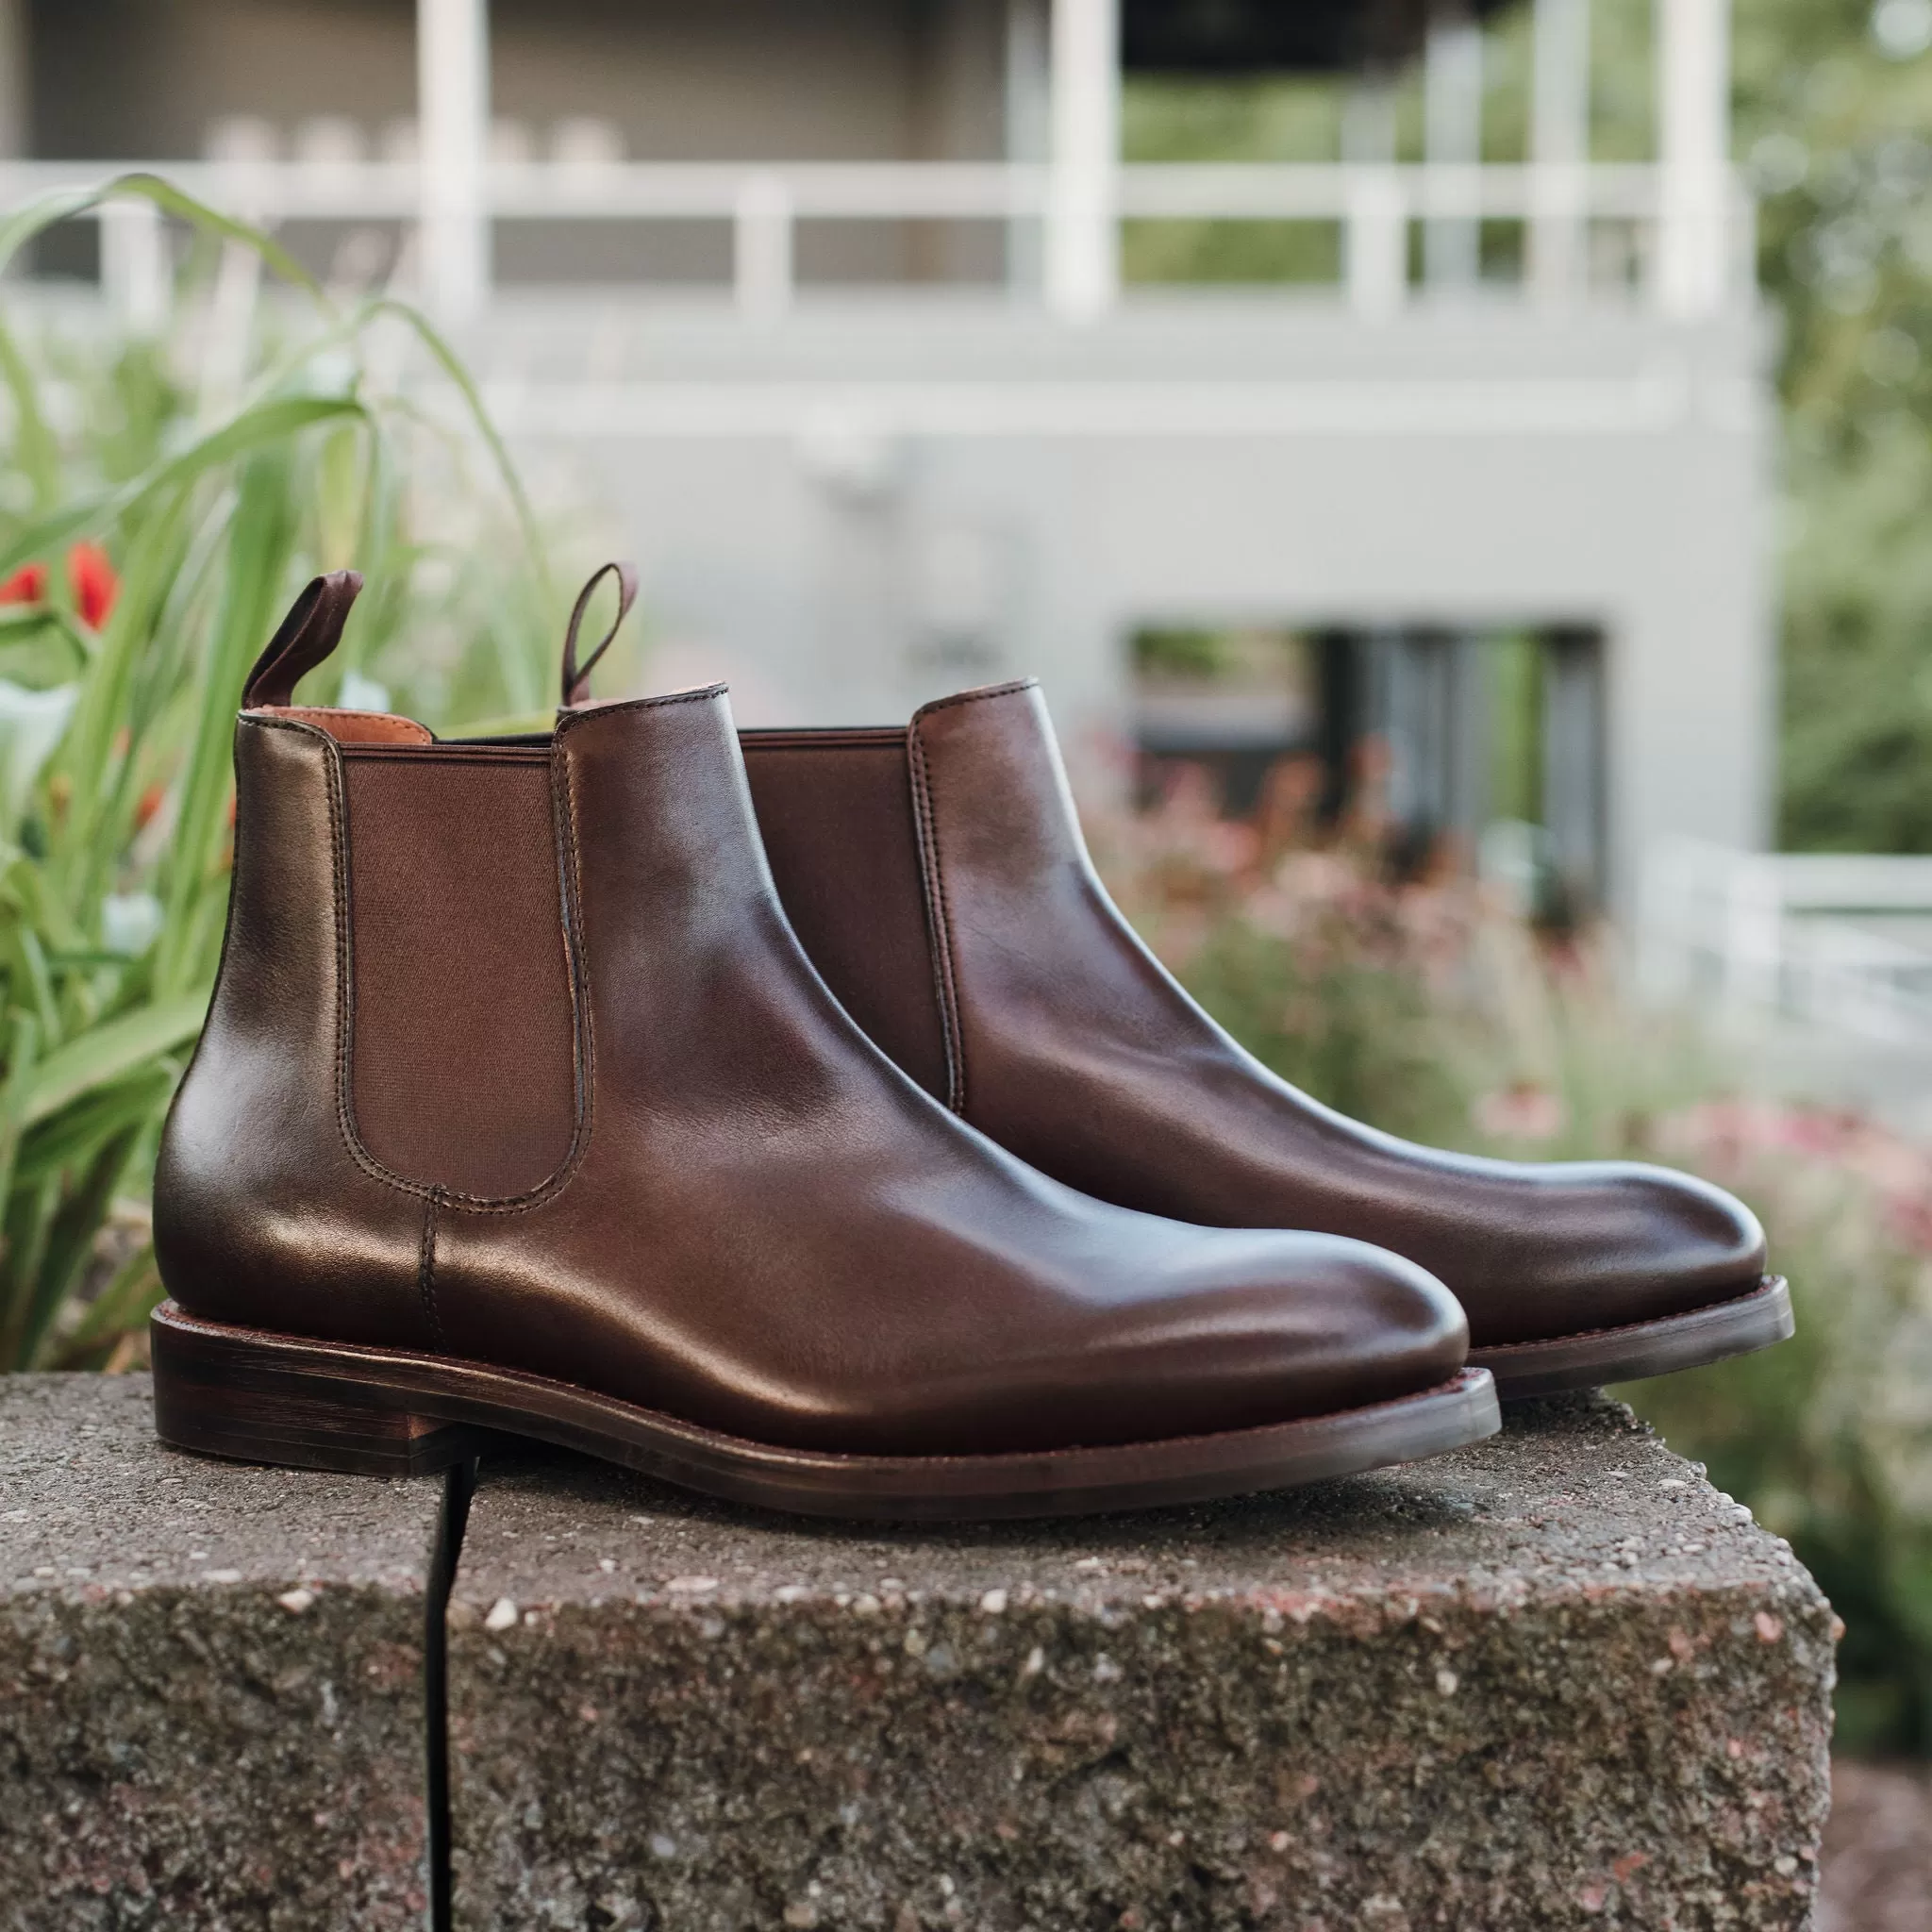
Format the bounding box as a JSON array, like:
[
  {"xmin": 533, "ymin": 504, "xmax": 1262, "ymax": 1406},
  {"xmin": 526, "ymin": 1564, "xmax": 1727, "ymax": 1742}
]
[
  {"xmin": 0, "ymin": 158, "xmax": 1754, "ymax": 327},
  {"xmin": 1640, "ymin": 841, "xmax": 1932, "ymax": 1045}
]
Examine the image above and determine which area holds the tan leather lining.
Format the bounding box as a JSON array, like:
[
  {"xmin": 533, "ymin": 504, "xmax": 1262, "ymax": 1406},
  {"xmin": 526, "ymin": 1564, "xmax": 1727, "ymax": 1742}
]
[{"xmin": 258, "ymin": 706, "xmax": 435, "ymax": 746}]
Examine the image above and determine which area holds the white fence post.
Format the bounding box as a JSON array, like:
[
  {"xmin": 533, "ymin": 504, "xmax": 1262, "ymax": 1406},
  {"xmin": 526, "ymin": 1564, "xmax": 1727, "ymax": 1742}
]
[
  {"xmin": 1046, "ymin": 0, "xmax": 1119, "ymax": 323},
  {"xmin": 1423, "ymin": 4, "xmax": 1485, "ymax": 291},
  {"xmin": 1344, "ymin": 169, "xmax": 1407, "ymax": 321},
  {"xmin": 1655, "ymin": 0, "xmax": 1731, "ymax": 318},
  {"xmin": 1529, "ymin": 0, "xmax": 1591, "ymax": 304},
  {"xmin": 1341, "ymin": 77, "xmax": 1406, "ymax": 320},
  {"xmin": 733, "ymin": 172, "xmax": 795, "ymax": 320},
  {"xmin": 99, "ymin": 198, "xmax": 169, "ymax": 334},
  {"xmin": 418, "ymin": 0, "xmax": 491, "ymax": 323}
]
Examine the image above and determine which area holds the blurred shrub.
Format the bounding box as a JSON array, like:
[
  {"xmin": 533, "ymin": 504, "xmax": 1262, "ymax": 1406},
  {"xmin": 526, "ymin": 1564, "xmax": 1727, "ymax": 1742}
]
[
  {"xmin": 0, "ymin": 176, "xmax": 566, "ymax": 1370},
  {"xmin": 1734, "ymin": 0, "xmax": 1932, "ymax": 853},
  {"xmin": 1637, "ymin": 1105, "xmax": 1932, "ymax": 1754},
  {"xmin": 1124, "ymin": 0, "xmax": 1932, "ymax": 856},
  {"xmin": 1098, "ymin": 760, "xmax": 1932, "ymax": 1754}
]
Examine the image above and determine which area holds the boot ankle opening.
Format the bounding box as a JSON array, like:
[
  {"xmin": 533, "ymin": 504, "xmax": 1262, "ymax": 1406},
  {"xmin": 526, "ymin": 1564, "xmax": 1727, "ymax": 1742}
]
[{"xmin": 255, "ymin": 705, "xmax": 435, "ymax": 747}]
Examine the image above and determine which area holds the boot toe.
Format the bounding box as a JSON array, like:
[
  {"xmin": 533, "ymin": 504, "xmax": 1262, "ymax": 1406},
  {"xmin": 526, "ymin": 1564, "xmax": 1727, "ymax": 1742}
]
[
  {"xmin": 1627, "ymin": 1162, "xmax": 1766, "ymax": 1292},
  {"xmin": 1108, "ymin": 1230, "xmax": 1471, "ymax": 1441},
  {"xmin": 1473, "ymin": 1160, "xmax": 1768, "ymax": 1345}
]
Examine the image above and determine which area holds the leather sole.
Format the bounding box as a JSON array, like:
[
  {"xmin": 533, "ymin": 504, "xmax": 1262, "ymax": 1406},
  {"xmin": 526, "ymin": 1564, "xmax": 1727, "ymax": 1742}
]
[
  {"xmin": 150, "ymin": 1301, "xmax": 1500, "ymax": 1522},
  {"xmin": 1469, "ymin": 1274, "xmax": 1793, "ymax": 1400}
]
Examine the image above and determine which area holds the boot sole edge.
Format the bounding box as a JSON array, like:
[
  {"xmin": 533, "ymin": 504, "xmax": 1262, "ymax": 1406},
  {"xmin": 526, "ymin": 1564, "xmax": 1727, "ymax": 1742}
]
[
  {"xmin": 149, "ymin": 1300, "xmax": 1499, "ymax": 1522},
  {"xmin": 1470, "ymin": 1274, "xmax": 1793, "ymax": 1401}
]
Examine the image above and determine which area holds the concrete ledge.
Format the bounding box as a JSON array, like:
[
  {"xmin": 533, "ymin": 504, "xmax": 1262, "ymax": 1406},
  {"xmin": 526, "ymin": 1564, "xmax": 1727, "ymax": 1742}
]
[
  {"xmin": 446, "ymin": 1396, "xmax": 1835, "ymax": 1932},
  {"xmin": 0, "ymin": 1379, "xmax": 1840, "ymax": 1931},
  {"xmin": 0, "ymin": 1375, "xmax": 446, "ymax": 1931}
]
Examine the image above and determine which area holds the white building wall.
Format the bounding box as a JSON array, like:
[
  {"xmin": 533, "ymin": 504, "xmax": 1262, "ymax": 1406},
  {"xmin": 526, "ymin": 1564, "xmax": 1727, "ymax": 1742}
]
[{"xmin": 500, "ymin": 300, "xmax": 1772, "ymax": 908}]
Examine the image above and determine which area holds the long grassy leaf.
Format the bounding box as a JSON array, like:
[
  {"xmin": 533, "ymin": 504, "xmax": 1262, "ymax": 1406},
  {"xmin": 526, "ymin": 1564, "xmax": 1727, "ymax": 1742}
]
[
  {"xmin": 51, "ymin": 490, "xmax": 192, "ymax": 881},
  {"xmin": 0, "ymin": 1009, "xmax": 41, "ymax": 1232},
  {"xmin": 0, "ymin": 395, "xmax": 365, "ymax": 583},
  {"xmin": 156, "ymin": 451, "xmax": 299, "ymax": 991},
  {"xmin": 0, "ymin": 173, "xmax": 321, "ymax": 298},
  {"xmin": 0, "ymin": 1175, "xmax": 56, "ymax": 1366},
  {"xmin": 20, "ymin": 1123, "xmax": 142, "ymax": 1366},
  {"xmin": 55, "ymin": 1238, "xmax": 161, "ymax": 1365},
  {"xmin": 13, "ymin": 1064, "xmax": 176, "ymax": 1185},
  {"xmin": 363, "ymin": 296, "xmax": 551, "ymax": 597},
  {"xmin": 17, "ymin": 994, "xmax": 207, "ymax": 1130},
  {"xmin": 0, "ymin": 603, "xmax": 94, "ymax": 673},
  {"xmin": 0, "ymin": 318, "xmax": 60, "ymax": 514}
]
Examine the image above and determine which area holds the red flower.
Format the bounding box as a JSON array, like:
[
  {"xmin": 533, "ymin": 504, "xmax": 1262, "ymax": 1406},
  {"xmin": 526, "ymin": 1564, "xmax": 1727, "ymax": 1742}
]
[
  {"xmin": 0, "ymin": 562, "xmax": 48, "ymax": 606},
  {"xmin": 68, "ymin": 542, "xmax": 117, "ymax": 630}
]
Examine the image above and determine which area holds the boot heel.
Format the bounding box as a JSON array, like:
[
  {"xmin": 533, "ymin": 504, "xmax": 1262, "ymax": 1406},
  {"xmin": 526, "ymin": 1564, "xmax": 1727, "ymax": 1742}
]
[{"xmin": 151, "ymin": 1301, "xmax": 484, "ymax": 1477}]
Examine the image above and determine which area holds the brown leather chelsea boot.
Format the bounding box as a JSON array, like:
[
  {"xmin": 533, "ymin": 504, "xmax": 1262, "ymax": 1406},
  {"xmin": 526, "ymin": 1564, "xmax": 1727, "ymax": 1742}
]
[
  {"xmin": 148, "ymin": 573, "xmax": 1498, "ymax": 1519},
  {"xmin": 737, "ymin": 679, "xmax": 1792, "ymax": 1400}
]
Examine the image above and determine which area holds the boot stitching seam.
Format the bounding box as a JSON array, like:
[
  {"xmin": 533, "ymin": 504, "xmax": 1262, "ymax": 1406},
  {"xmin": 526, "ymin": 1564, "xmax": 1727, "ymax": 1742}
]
[
  {"xmin": 418, "ymin": 1187, "xmax": 447, "ymax": 1348},
  {"xmin": 907, "ymin": 678, "xmax": 1038, "ymax": 724},
  {"xmin": 908, "ymin": 721, "xmax": 968, "ymax": 1115}
]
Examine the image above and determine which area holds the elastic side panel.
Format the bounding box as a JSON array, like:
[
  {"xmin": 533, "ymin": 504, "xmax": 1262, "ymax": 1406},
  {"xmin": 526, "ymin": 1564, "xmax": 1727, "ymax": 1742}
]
[
  {"xmin": 341, "ymin": 751, "xmax": 575, "ymax": 1199},
  {"xmin": 740, "ymin": 733, "xmax": 950, "ymax": 1102}
]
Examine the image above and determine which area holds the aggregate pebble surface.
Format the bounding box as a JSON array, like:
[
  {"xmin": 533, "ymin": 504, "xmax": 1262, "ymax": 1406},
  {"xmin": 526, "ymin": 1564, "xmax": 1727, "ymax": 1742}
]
[
  {"xmin": 446, "ymin": 1393, "xmax": 1837, "ymax": 1932},
  {"xmin": 0, "ymin": 1374, "xmax": 445, "ymax": 1931}
]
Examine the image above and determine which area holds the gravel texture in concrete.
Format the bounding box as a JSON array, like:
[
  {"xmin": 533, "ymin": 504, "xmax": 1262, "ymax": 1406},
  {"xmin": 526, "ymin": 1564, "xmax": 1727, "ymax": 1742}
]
[
  {"xmin": 447, "ymin": 1394, "xmax": 1836, "ymax": 1932},
  {"xmin": 0, "ymin": 1374, "xmax": 445, "ymax": 1931}
]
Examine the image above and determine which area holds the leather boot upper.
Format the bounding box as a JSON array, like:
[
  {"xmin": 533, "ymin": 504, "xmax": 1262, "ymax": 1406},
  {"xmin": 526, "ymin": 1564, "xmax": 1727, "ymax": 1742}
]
[
  {"xmin": 156, "ymin": 673, "xmax": 1469, "ymax": 1456},
  {"xmin": 740, "ymin": 682, "xmax": 1768, "ymax": 1349}
]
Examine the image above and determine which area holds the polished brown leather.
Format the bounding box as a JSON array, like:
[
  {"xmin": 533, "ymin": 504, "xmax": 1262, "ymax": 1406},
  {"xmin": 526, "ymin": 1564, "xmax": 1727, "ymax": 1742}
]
[
  {"xmin": 154, "ymin": 600, "xmax": 1469, "ymax": 1458},
  {"xmin": 739, "ymin": 681, "xmax": 1769, "ymax": 1350}
]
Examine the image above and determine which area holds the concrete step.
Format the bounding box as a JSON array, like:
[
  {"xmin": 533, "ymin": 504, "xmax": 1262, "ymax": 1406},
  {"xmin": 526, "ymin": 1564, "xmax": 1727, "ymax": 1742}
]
[
  {"xmin": 445, "ymin": 1393, "xmax": 1834, "ymax": 1932},
  {"xmin": 3, "ymin": 1378, "xmax": 1835, "ymax": 1931},
  {"xmin": 0, "ymin": 1374, "xmax": 450, "ymax": 1931}
]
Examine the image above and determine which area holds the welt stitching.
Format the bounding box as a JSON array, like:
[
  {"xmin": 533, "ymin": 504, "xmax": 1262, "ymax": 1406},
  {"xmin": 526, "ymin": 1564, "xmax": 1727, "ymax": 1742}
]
[
  {"xmin": 417, "ymin": 1188, "xmax": 446, "ymax": 1348},
  {"xmin": 908, "ymin": 723, "xmax": 968, "ymax": 1115},
  {"xmin": 286, "ymin": 716, "xmax": 589, "ymax": 1218}
]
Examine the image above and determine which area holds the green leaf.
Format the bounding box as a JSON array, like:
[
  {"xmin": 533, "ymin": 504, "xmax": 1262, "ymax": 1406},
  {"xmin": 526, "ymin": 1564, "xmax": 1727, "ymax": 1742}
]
[
  {"xmin": 0, "ymin": 317, "xmax": 60, "ymax": 514},
  {"xmin": 16, "ymin": 995, "xmax": 206, "ymax": 1130},
  {"xmin": 13, "ymin": 1064, "xmax": 176, "ymax": 1186},
  {"xmin": 55, "ymin": 1239, "xmax": 162, "ymax": 1363},
  {"xmin": 0, "ymin": 395, "xmax": 366, "ymax": 585},
  {"xmin": 0, "ymin": 1008, "xmax": 41, "ymax": 1218},
  {"xmin": 362, "ymin": 296, "xmax": 551, "ymax": 601},
  {"xmin": 156, "ymin": 451, "xmax": 299, "ymax": 992},
  {"xmin": 0, "ymin": 604, "xmax": 95, "ymax": 674},
  {"xmin": 0, "ymin": 173, "xmax": 322, "ymax": 300}
]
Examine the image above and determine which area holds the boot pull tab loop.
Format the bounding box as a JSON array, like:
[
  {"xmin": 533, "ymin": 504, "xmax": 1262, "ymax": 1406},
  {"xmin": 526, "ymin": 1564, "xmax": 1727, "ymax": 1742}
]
[
  {"xmin": 242, "ymin": 571, "xmax": 364, "ymax": 708},
  {"xmin": 559, "ymin": 561, "xmax": 640, "ymax": 708}
]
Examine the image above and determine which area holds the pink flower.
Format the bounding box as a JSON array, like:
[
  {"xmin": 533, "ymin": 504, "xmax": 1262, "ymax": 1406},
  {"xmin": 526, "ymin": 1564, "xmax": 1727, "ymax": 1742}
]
[{"xmin": 1474, "ymin": 1084, "xmax": 1568, "ymax": 1142}]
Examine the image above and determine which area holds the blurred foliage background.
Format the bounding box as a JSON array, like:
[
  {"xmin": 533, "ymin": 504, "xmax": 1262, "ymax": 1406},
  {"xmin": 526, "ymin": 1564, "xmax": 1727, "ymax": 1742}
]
[
  {"xmin": 1125, "ymin": 0, "xmax": 1932, "ymax": 856},
  {"xmin": 1115, "ymin": 0, "xmax": 1932, "ymax": 1753},
  {"xmin": 0, "ymin": 178, "xmax": 580, "ymax": 1376}
]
